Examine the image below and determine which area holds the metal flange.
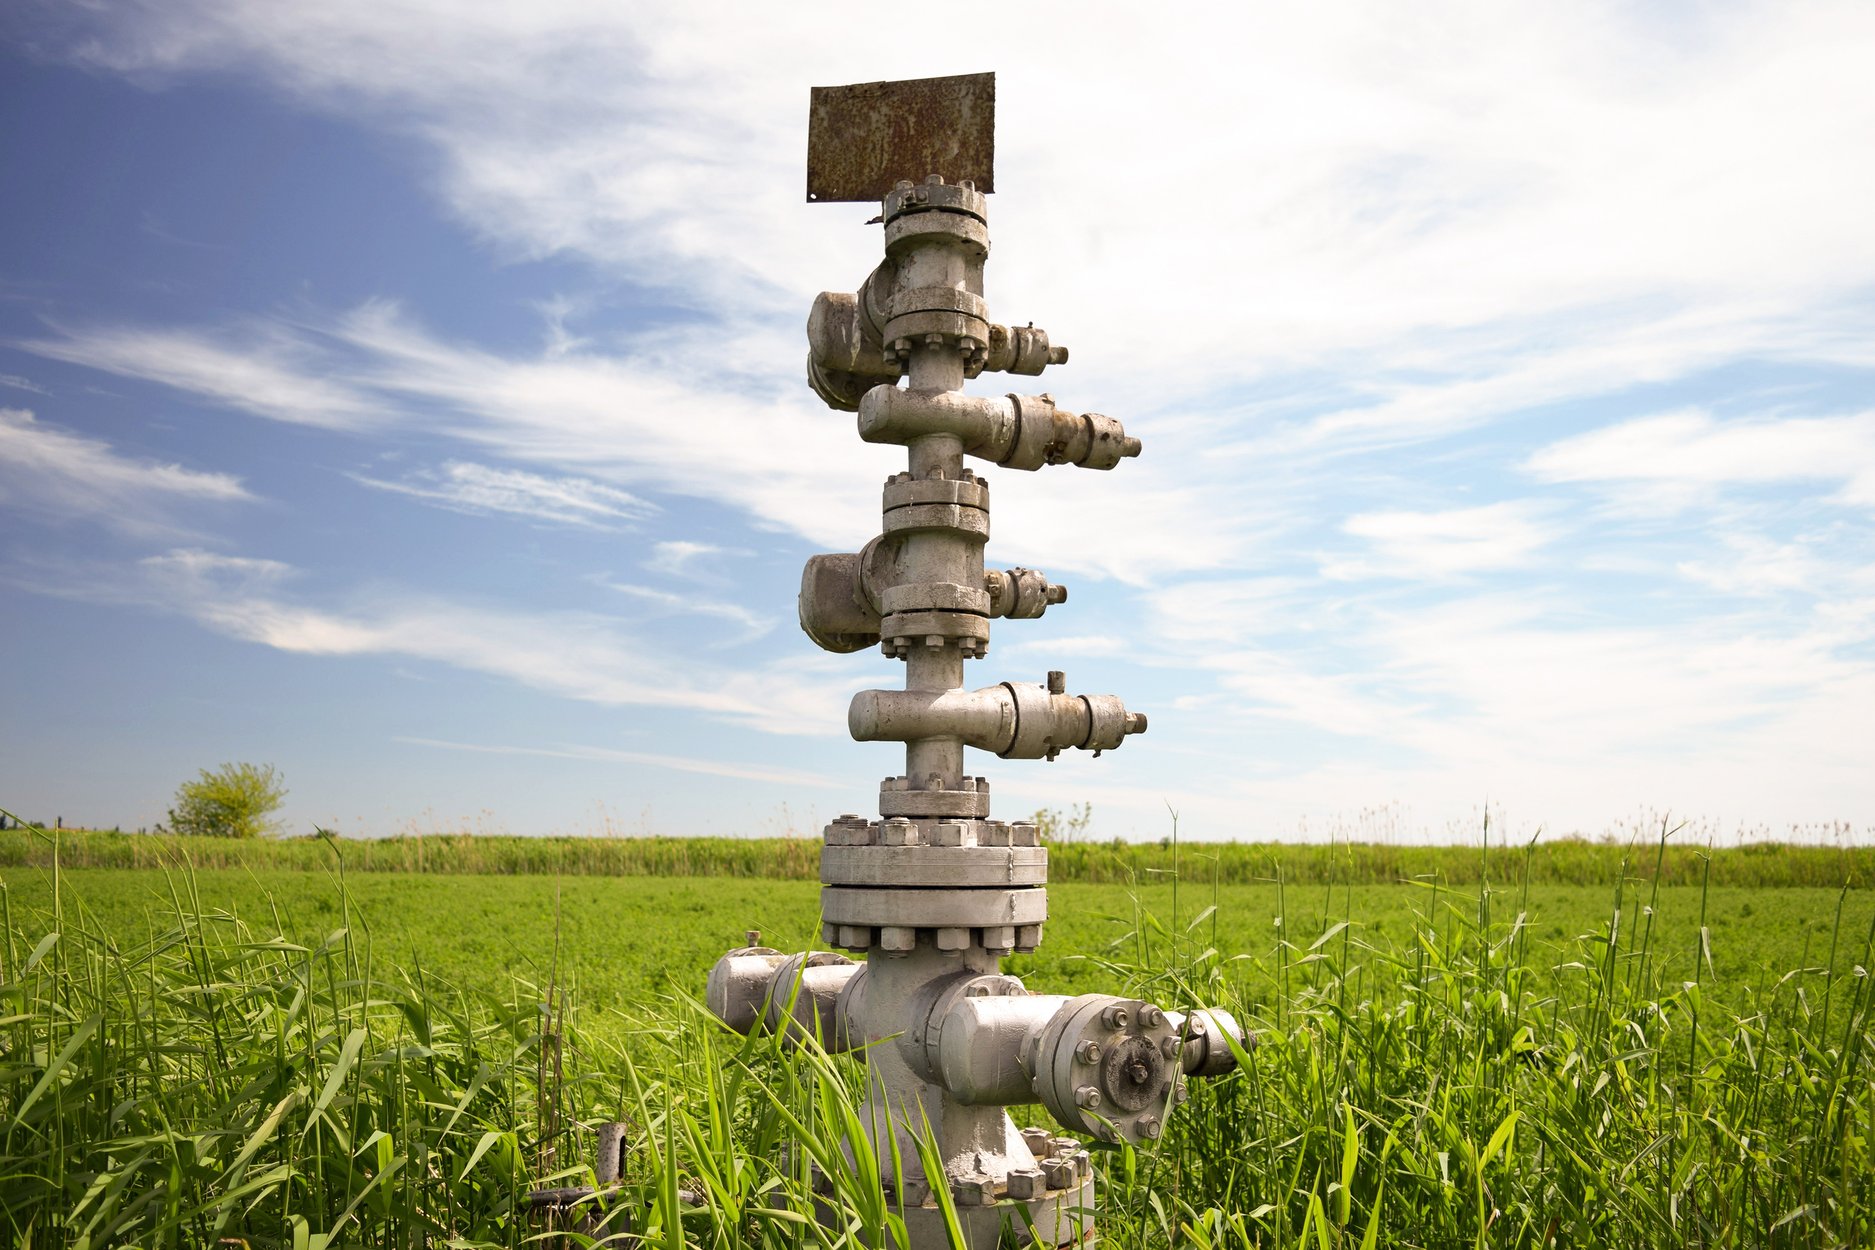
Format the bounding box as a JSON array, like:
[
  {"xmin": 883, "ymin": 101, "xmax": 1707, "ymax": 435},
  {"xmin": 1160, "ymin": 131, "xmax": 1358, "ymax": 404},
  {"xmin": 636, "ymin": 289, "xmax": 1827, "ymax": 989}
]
[
  {"xmin": 820, "ymin": 885, "xmax": 1048, "ymax": 929},
  {"xmin": 821, "ymin": 844, "xmax": 1047, "ymax": 888}
]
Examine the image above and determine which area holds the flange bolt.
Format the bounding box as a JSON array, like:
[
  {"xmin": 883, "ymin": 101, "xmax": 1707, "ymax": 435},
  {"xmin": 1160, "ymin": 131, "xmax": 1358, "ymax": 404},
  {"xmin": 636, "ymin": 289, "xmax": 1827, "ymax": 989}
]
[
  {"xmin": 1076, "ymin": 1040, "xmax": 1102, "ymax": 1064},
  {"xmin": 1103, "ymin": 1005, "xmax": 1131, "ymax": 1029},
  {"xmin": 1075, "ymin": 1085, "xmax": 1103, "ymax": 1109}
]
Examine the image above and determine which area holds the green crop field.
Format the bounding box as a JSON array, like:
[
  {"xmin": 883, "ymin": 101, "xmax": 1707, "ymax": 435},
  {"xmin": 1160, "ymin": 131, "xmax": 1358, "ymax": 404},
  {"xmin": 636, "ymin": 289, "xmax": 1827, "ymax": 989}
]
[{"xmin": 2, "ymin": 836, "xmax": 1871, "ymax": 1248}]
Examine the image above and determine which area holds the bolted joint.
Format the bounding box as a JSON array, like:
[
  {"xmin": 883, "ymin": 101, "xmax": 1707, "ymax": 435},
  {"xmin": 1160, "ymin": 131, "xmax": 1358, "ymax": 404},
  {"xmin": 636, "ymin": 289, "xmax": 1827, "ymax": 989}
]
[
  {"xmin": 848, "ymin": 681, "xmax": 1146, "ymax": 759},
  {"xmin": 1002, "ymin": 393, "xmax": 1142, "ymax": 471},
  {"xmin": 858, "ymin": 386, "xmax": 1142, "ymax": 473},
  {"xmin": 984, "ymin": 566, "xmax": 1066, "ymax": 620},
  {"xmin": 1166, "ymin": 1008, "xmax": 1252, "ymax": 1077},
  {"xmin": 1031, "ymin": 994, "xmax": 1183, "ymax": 1143},
  {"xmin": 984, "ymin": 322, "xmax": 1068, "ymax": 376}
]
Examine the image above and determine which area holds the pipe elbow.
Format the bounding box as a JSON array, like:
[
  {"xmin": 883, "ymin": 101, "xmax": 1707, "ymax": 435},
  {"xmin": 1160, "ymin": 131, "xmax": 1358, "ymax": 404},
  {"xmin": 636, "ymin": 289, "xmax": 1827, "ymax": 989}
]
[
  {"xmin": 1165, "ymin": 1008, "xmax": 1251, "ymax": 1078},
  {"xmin": 848, "ymin": 686, "xmax": 1016, "ymax": 753},
  {"xmin": 704, "ymin": 947, "xmax": 862, "ymax": 1051}
]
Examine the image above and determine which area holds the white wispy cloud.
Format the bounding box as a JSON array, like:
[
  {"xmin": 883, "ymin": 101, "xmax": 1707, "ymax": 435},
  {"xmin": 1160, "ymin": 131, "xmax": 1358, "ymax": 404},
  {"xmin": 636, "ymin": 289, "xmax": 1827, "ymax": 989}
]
[
  {"xmin": 397, "ymin": 735, "xmax": 841, "ymax": 789},
  {"xmin": 593, "ymin": 577, "xmax": 773, "ymax": 643},
  {"xmin": 0, "ymin": 407, "xmax": 252, "ymax": 536},
  {"xmin": 1139, "ymin": 585, "xmax": 1875, "ymax": 833},
  {"xmin": 1526, "ymin": 408, "xmax": 1875, "ymax": 508},
  {"xmin": 111, "ymin": 547, "xmax": 853, "ymax": 736},
  {"xmin": 645, "ymin": 540, "xmax": 726, "ymax": 578},
  {"xmin": 1328, "ymin": 502, "xmax": 1558, "ymax": 580},
  {"xmin": 14, "ymin": 322, "xmax": 382, "ymax": 429},
  {"xmin": 1675, "ymin": 532, "xmax": 1861, "ymax": 599},
  {"xmin": 349, "ymin": 459, "xmax": 655, "ymax": 528},
  {"xmin": 999, "ymin": 634, "xmax": 1128, "ymax": 659}
]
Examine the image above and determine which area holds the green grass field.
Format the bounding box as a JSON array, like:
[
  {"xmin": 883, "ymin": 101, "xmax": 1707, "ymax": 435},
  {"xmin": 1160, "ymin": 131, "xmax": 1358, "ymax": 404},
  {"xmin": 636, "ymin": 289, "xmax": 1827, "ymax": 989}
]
[
  {"xmin": 2, "ymin": 839, "xmax": 1871, "ymax": 1248},
  {"xmin": 3, "ymin": 865, "xmax": 1867, "ymax": 1017}
]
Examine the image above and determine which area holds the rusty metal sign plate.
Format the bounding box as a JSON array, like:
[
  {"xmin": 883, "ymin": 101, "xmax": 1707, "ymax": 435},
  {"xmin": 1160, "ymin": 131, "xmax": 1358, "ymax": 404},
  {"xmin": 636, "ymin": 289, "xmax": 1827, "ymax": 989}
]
[{"xmin": 807, "ymin": 73, "xmax": 995, "ymax": 203}]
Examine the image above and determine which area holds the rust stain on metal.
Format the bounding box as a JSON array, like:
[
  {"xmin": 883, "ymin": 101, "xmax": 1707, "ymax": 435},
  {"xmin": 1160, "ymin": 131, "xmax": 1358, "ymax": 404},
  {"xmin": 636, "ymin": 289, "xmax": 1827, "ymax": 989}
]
[{"xmin": 807, "ymin": 73, "xmax": 995, "ymax": 203}]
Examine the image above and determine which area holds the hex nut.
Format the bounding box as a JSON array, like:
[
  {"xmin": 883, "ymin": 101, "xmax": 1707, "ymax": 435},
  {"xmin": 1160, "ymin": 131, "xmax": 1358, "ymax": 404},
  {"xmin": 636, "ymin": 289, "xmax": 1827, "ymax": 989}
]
[
  {"xmin": 1140, "ymin": 1005, "xmax": 1165, "ymax": 1027},
  {"xmin": 931, "ymin": 820, "xmax": 968, "ymax": 847},
  {"xmin": 1021, "ymin": 1126, "xmax": 1053, "ymax": 1156},
  {"xmin": 982, "ymin": 925, "xmax": 1016, "ymax": 952},
  {"xmin": 1103, "ymin": 1005, "xmax": 1131, "ymax": 1029},
  {"xmin": 1073, "ymin": 1150, "xmax": 1092, "ymax": 1180},
  {"xmin": 1006, "ymin": 1168, "xmax": 1046, "ymax": 1201},
  {"xmin": 952, "ymin": 1173, "xmax": 994, "ymax": 1206},
  {"xmin": 1075, "ymin": 1085, "xmax": 1102, "ymax": 1109},
  {"xmin": 1077, "ymin": 1040, "xmax": 1102, "ymax": 1064},
  {"xmin": 880, "ymin": 818, "xmax": 919, "ymax": 847},
  {"xmin": 879, "ymin": 926, "xmax": 916, "ymax": 955},
  {"xmin": 1041, "ymin": 1157, "xmax": 1077, "ymax": 1190},
  {"xmin": 935, "ymin": 926, "xmax": 970, "ymax": 952},
  {"xmin": 1161, "ymin": 1035, "xmax": 1183, "ymax": 1060},
  {"xmin": 1139, "ymin": 1116, "xmax": 1162, "ymax": 1140},
  {"xmin": 1050, "ymin": 1137, "xmax": 1079, "ymax": 1158}
]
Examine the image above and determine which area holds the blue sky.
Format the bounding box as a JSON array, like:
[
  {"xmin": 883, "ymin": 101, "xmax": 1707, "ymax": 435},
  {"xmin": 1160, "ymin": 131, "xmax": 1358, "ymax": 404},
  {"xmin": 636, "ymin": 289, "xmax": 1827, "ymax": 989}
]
[{"xmin": 2, "ymin": 2, "xmax": 1871, "ymax": 843}]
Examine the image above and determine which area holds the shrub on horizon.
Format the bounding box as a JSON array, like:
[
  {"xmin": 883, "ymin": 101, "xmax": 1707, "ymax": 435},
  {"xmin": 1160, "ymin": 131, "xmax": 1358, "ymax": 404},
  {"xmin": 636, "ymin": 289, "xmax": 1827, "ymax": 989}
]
[{"xmin": 167, "ymin": 762, "xmax": 287, "ymax": 839}]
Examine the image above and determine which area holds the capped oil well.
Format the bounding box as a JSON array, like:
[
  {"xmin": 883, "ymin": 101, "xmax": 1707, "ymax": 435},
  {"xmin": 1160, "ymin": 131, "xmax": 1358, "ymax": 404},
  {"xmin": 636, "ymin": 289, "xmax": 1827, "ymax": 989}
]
[{"xmin": 706, "ymin": 73, "xmax": 1246, "ymax": 1248}]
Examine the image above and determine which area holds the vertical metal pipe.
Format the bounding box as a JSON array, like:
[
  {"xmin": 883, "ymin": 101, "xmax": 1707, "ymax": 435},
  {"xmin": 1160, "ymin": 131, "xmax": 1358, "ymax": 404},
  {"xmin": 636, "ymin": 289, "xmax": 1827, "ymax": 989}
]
[{"xmin": 902, "ymin": 343, "xmax": 971, "ymax": 794}]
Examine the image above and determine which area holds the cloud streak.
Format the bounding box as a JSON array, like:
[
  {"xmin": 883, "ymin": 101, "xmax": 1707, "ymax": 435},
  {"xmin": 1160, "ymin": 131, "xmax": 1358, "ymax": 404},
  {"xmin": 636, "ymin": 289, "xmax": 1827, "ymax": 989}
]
[
  {"xmin": 0, "ymin": 407, "xmax": 252, "ymax": 536},
  {"xmin": 350, "ymin": 460, "xmax": 656, "ymax": 528},
  {"xmin": 397, "ymin": 735, "xmax": 841, "ymax": 790},
  {"xmin": 1527, "ymin": 408, "xmax": 1875, "ymax": 508},
  {"xmin": 112, "ymin": 547, "xmax": 853, "ymax": 737}
]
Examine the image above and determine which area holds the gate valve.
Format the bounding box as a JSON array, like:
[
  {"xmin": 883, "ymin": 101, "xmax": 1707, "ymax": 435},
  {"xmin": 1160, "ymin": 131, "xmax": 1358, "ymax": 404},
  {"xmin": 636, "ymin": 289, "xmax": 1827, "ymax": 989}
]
[
  {"xmin": 859, "ymin": 386, "xmax": 1141, "ymax": 471},
  {"xmin": 848, "ymin": 670, "xmax": 1146, "ymax": 760},
  {"xmin": 985, "ymin": 567, "xmax": 1065, "ymax": 618},
  {"xmin": 800, "ymin": 548, "xmax": 1069, "ymax": 655},
  {"xmin": 808, "ymin": 284, "xmax": 1074, "ymax": 411}
]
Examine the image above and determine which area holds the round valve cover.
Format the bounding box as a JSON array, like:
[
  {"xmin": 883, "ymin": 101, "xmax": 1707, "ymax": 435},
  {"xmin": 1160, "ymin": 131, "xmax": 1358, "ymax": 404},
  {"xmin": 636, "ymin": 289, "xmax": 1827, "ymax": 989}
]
[{"xmin": 1032, "ymin": 994, "xmax": 1178, "ymax": 1143}]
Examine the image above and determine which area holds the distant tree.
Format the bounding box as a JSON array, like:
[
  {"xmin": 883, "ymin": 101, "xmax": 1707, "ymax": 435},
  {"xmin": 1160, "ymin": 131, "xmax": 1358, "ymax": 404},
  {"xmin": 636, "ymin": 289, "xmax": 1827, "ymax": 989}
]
[
  {"xmin": 167, "ymin": 762, "xmax": 287, "ymax": 838},
  {"xmin": 1030, "ymin": 801, "xmax": 1093, "ymax": 844}
]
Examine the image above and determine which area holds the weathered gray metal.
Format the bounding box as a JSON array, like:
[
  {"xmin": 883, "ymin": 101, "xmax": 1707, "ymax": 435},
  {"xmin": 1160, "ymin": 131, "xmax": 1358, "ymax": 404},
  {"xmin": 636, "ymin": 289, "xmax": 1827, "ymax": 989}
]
[{"xmin": 708, "ymin": 84, "xmax": 1246, "ymax": 1248}]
